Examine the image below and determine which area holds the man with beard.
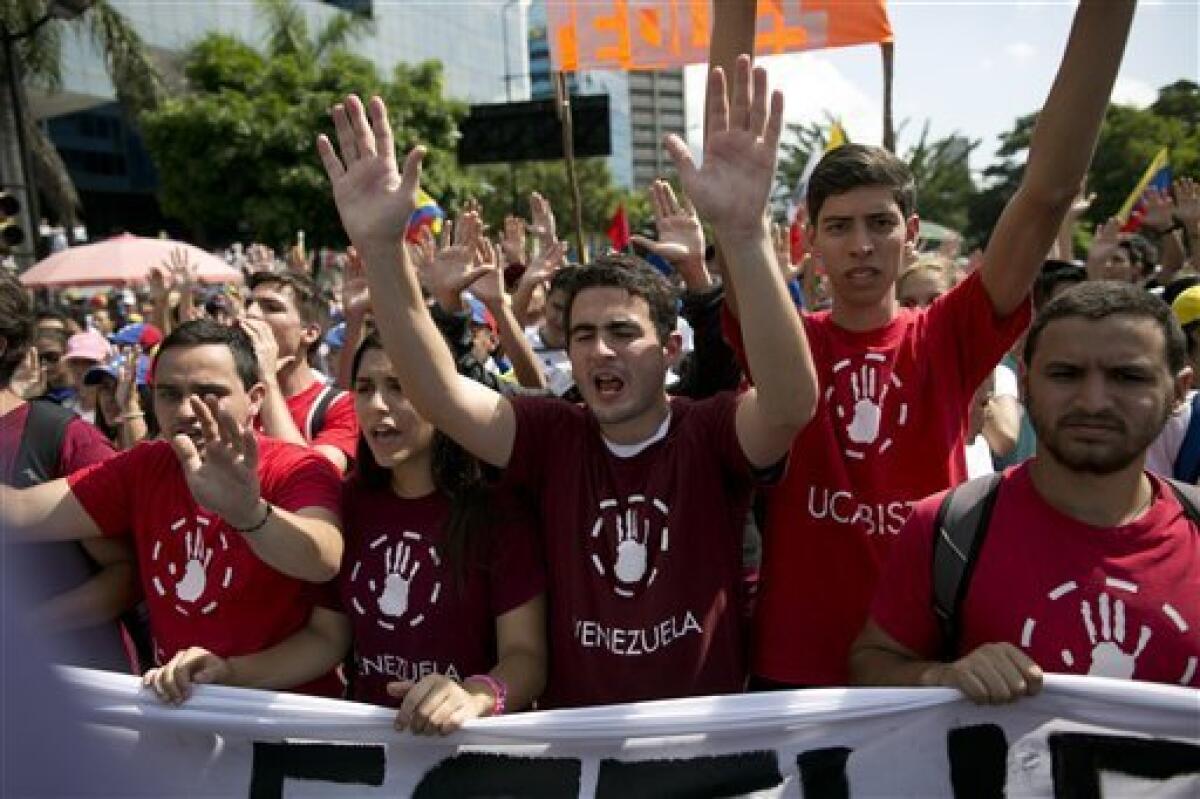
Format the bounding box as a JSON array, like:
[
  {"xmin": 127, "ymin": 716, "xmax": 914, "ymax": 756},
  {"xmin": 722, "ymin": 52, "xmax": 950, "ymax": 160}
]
[{"xmin": 850, "ymin": 282, "xmax": 1200, "ymax": 699}]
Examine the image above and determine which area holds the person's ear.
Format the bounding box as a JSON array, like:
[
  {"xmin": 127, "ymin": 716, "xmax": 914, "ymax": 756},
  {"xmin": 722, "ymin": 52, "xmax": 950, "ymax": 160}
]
[
  {"xmin": 246, "ymin": 380, "xmax": 267, "ymax": 420},
  {"xmin": 905, "ymin": 214, "xmax": 921, "ymax": 245},
  {"xmin": 663, "ymin": 330, "xmax": 683, "ymax": 360},
  {"xmin": 1173, "ymin": 366, "xmax": 1193, "ymax": 409}
]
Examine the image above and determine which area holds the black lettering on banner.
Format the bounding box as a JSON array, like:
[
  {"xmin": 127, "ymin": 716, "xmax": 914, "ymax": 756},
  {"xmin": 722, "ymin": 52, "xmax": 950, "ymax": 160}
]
[
  {"xmin": 947, "ymin": 724, "xmax": 1008, "ymax": 798},
  {"xmin": 1049, "ymin": 732, "xmax": 1200, "ymax": 799},
  {"xmin": 594, "ymin": 751, "xmax": 781, "ymax": 798},
  {"xmin": 249, "ymin": 741, "xmax": 386, "ymax": 799},
  {"xmin": 795, "ymin": 746, "xmax": 852, "ymax": 799},
  {"xmin": 412, "ymin": 753, "xmax": 581, "ymax": 798}
]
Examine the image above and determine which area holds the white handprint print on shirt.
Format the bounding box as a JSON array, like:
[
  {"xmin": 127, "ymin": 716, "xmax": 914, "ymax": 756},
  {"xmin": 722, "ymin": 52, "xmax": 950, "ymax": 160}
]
[
  {"xmin": 1081, "ymin": 592, "xmax": 1151, "ymax": 679},
  {"xmin": 846, "ymin": 364, "xmax": 883, "ymax": 445},
  {"xmin": 378, "ymin": 543, "xmax": 420, "ymax": 618},
  {"xmin": 614, "ymin": 507, "xmax": 650, "ymax": 584},
  {"xmin": 174, "ymin": 530, "xmax": 212, "ymax": 603}
]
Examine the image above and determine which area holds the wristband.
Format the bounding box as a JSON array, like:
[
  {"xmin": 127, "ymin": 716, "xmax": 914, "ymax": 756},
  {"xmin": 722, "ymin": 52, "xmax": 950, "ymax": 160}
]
[
  {"xmin": 120, "ymin": 411, "xmax": 145, "ymax": 421},
  {"xmin": 463, "ymin": 673, "xmax": 507, "ymax": 716},
  {"xmin": 230, "ymin": 501, "xmax": 272, "ymax": 534}
]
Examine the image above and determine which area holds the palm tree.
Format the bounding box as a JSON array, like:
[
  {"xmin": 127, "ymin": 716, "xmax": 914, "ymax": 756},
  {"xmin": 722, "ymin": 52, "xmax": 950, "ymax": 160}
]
[
  {"xmin": 1, "ymin": 0, "xmax": 163, "ymax": 230},
  {"xmin": 255, "ymin": 0, "xmax": 373, "ymax": 62}
]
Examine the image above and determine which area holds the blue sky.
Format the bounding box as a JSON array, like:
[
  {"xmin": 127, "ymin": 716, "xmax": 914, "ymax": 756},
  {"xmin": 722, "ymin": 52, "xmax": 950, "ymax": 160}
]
[{"xmin": 684, "ymin": 1, "xmax": 1198, "ymax": 179}]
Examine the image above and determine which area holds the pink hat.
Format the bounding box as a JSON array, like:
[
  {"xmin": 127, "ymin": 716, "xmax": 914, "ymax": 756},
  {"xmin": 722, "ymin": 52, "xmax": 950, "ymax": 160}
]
[{"xmin": 64, "ymin": 330, "xmax": 113, "ymax": 363}]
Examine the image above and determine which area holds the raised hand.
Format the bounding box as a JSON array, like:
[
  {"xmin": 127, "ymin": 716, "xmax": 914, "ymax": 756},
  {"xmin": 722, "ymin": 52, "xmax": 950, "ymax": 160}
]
[
  {"xmin": 246, "ymin": 243, "xmax": 276, "ymax": 275},
  {"xmin": 664, "ymin": 56, "xmax": 783, "ymax": 240},
  {"xmin": 10, "ymin": 346, "xmax": 45, "ymax": 400},
  {"xmin": 468, "ymin": 237, "xmax": 505, "ymax": 310},
  {"xmin": 169, "ymin": 396, "xmax": 263, "ymax": 530},
  {"xmin": 317, "ymin": 94, "xmax": 425, "ymax": 248},
  {"xmin": 630, "ymin": 179, "xmax": 709, "ymax": 289},
  {"xmin": 528, "ymin": 191, "xmax": 557, "ymax": 249},
  {"xmin": 520, "ymin": 238, "xmax": 566, "ymax": 289},
  {"xmin": 1141, "ymin": 186, "xmax": 1175, "ymax": 232},
  {"xmin": 341, "ymin": 245, "xmax": 371, "ymax": 318},
  {"xmin": 147, "ymin": 265, "xmax": 171, "ymax": 301},
  {"xmin": 165, "ymin": 246, "xmax": 198, "ymax": 289},
  {"xmin": 1087, "ymin": 217, "xmax": 1121, "ymax": 266},
  {"xmin": 1173, "ymin": 177, "xmax": 1200, "ymax": 228},
  {"xmin": 114, "ymin": 346, "xmax": 139, "ymax": 413},
  {"xmin": 501, "ymin": 215, "xmax": 528, "ymax": 265},
  {"xmin": 415, "ymin": 213, "xmax": 490, "ymax": 311}
]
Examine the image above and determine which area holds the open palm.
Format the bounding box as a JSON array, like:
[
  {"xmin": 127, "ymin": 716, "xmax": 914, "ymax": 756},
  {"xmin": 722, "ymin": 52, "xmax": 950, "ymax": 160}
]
[
  {"xmin": 317, "ymin": 95, "xmax": 424, "ymax": 247},
  {"xmin": 665, "ymin": 58, "xmax": 783, "ymax": 239}
]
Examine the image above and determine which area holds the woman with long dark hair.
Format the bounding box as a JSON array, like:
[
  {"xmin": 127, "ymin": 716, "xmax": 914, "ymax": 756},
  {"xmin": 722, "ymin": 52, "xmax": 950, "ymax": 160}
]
[{"xmin": 338, "ymin": 332, "xmax": 546, "ymax": 734}]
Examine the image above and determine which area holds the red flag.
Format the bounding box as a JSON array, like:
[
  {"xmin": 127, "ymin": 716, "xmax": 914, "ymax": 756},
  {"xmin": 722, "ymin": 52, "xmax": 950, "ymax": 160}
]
[
  {"xmin": 606, "ymin": 205, "xmax": 630, "ymax": 251},
  {"xmin": 789, "ymin": 219, "xmax": 807, "ymax": 267}
]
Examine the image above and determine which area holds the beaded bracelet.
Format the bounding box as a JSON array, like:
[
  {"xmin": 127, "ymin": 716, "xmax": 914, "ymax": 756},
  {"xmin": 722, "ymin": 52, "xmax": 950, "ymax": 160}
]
[
  {"xmin": 231, "ymin": 502, "xmax": 273, "ymax": 534},
  {"xmin": 463, "ymin": 673, "xmax": 507, "ymax": 716}
]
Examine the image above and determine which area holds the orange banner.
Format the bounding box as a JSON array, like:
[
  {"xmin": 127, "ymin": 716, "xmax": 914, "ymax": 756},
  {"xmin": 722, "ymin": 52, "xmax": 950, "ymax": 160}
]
[{"xmin": 548, "ymin": 1, "xmax": 893, "ymax": 72}]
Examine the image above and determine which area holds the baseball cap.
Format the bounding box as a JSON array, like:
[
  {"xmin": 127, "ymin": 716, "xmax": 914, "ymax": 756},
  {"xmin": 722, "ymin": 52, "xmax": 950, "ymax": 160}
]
[
  {"xmin": 1171, "ymin": 285, "xmax": 1200, "ymax": 329},
  {"xmin": 111, "ymin": 322, "xmax": 162, "ymax": 348},
  {"xmin": 83, "ymin": 354, "xmax": 151, "ymax": 387},
  {"xmin": 64, "ymin": 331, "xmax": 112, "ymax": 363},
  {"xmin": 465, "ymin": 295, "xmax": 498, "ymax": 335}
]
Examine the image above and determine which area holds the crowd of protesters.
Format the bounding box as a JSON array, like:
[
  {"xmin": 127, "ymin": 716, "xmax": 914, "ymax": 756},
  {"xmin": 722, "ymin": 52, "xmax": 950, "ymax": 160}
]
[{"xmin": 1, "ymin": 0, "xmax": 1197, "ymax": 737}]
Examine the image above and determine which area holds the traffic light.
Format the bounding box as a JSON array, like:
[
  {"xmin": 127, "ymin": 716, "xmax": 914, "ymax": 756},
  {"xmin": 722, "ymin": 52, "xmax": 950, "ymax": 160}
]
[{"xmin": 0, "ymin": 191, "xmax": 25, "ymax": 253}]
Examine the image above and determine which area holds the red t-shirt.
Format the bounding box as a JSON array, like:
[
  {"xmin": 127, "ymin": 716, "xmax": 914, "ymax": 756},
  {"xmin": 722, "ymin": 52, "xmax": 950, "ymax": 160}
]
[
  {"xmin": 335, "ymin": 481, "xmax": 545, "ymax": 707},
  {"xmin": 0, "ymin": 402, "xmax": 115, "ymax": 483},
  {"xmin": 67, "ymin": 436, "xmax": 344, "ymax": 695},
  {"xmin": 873, "ymin": 464, "xmax": 1200, "ymax": 688},
  {"xmin": 286, "ymin": 380, "xmax": 359, "ymax": 463},
  {"xmin": 504, "ymin": 392, "xmax": 757, "ymax": 708},
  {"xmin": 724, "ymin": 272, "xmax": 1031, "ymax": 685}
]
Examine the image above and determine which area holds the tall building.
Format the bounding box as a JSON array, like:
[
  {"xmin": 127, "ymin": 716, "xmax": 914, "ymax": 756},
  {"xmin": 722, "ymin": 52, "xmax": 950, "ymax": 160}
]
[
  {"xmin": 28, "ymin": 0, "xmax": 532, "ymax": 236},
  {"xmin": 627, "ymin": 69, "xmax": 686, "ymax": 188}
]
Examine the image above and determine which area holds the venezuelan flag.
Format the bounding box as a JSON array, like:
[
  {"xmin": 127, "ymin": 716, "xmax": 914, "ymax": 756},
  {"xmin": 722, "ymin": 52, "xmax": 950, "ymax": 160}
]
[
  {"xmin": 405, "ymin": 189, "xmax": 445, "ymax": 243},
  {"xmin": 1118, "ymin": 148, "xmax": 1171, "ymax": 233}
]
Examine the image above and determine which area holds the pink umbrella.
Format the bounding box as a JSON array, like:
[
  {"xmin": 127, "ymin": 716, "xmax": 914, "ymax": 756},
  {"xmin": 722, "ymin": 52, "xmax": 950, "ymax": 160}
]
[{"xmin": 19, "ymin": 234, "xmax": 243, "ymax": 289}]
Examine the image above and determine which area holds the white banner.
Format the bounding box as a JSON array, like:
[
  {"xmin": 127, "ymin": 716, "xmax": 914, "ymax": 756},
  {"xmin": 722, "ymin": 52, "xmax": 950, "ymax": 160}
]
[{"xmin": 45, "ymin": 669, "xmax": 1200, "ymax": 797}]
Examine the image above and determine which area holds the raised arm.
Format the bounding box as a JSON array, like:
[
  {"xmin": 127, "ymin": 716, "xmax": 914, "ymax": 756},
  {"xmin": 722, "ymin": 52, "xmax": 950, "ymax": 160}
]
[
  {"xmin": 666, "ymin": 59, "xmax": 817, "ymax": 468},
  {"xmin": 981, "ymin": 0, "xmax": 1136, "ymax": 315},
  {"xmin": 317, "ymin": 95, "xmax": 516, "ymax": 468}
]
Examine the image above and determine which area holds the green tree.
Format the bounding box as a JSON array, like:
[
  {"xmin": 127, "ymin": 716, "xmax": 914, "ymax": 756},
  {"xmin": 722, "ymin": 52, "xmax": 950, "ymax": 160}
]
[
  {"xmin": 468, "ymin": 157, "xmax": 645, "ymax": 243},
  {"xmin": 139, "ymin": 0, "xmax": 475, "ymax": 249},
  {"xmin": 2, "ymin": 0, "xmax": 163, "ymax": 228},
  {"xmin": 966, "ymin": 80, "xmax": 1200, "ymax": 252},
  {"xmin": 774, "ymin": 119, "xmax": 978, "ymax": 233}
]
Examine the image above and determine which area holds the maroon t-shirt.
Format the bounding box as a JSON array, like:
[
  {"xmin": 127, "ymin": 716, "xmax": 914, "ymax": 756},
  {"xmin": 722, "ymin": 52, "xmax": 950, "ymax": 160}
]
[
  {"xmin": 504, "ymin": 392, "xmax": 757, "ymax": 708},
  {"xmin": 0, "ymin": 402, "xmax": 115, "ymax": 483},
  {"xmin": 336, "ymin": 480, "xmax": 545, "ymax": 707}
]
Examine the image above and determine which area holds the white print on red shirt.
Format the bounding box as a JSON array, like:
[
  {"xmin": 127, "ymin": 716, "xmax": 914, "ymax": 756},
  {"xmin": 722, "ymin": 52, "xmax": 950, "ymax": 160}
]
[
  {"xmin": 805, "ymin": 486, "xmax": 912, "ymax": 536},
  {"xmin": 829, "ymin": 353, "xmax": 909, "ymax": 461},
  {"xmin": 148, "ymin": 514, "xmax": 235, "ymax": 618},
  {"xmin": 1022, "ymin": 574, "xmax": 1197, "ymax": 686},
  {"xmin": 347, "ymin": 530, "xmax": 442, "ymax": 631},
  {"xmin": 587, "ymin": 494, "xmax": 670, "ymax": 598}
]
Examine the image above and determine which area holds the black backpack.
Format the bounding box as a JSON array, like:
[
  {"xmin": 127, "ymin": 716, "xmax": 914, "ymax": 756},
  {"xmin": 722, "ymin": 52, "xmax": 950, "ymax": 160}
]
[
  {"xmin": 303, "ymin": 382, "xmax": 345, "ymax": 442},
  {"xmin": 10, "ymin": 400, "xmax": 75, "ymax": 487},
  {"xmin": 931, "ymin": 472, "xmax": 1200, "ymax": 661}
]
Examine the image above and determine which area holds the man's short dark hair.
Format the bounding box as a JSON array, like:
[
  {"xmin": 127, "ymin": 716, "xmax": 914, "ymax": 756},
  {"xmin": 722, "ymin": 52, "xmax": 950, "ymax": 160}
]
[
  {"xmin": 1024, "ymin": 281, "xmax": 1187, "ymax": 375},
  {"xmin": 1033, "ymin": 259, "xmax": 1086, "ymax": 310},
  {"xmin": 548, "ymin": 264, "xmax": 583, "ymax": 299},
  {"xmin": 154, "ymin": 319, "xmax": 261, "ymax": 390},
  {"xmin": 563, "ymin": 254, "xmax": 678, "ymax": 344},
  {"xmin": 249, "ymin": 271, "xmax": 330, "ymax": 340},
  {"xmin": 0, "ymin": 272, "xmax": 34, "ymax": 387},
  {"xmin": 806, "ymin": 143, "xmax": 916, "ymax": 226}
]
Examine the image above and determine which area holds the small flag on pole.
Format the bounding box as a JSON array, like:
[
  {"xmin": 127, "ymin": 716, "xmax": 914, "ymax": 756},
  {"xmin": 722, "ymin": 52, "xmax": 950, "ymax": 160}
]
[
  {"xmin": 1118, "ymin": 148, "xmax": 1171, "ymax": 233},
  {"xmin": 606, "ymin": 204, "xmax": 631, "ymax": 252},
  {"xmin": 786, "ymin": 120, "xmax": 849, "ymax": 224},
  {"xmin": 406, "ymin": 190, "xmax": 445, "ymax": 243}
]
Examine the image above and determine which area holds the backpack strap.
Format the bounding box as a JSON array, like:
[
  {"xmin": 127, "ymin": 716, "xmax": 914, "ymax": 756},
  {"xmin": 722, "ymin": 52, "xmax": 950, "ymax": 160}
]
[
  {"xmin": 10, "ymin": 400, "xmax": 76, "ymax": 488},
  {"xmin": 304, "ymin": 382, "xmax": 344, "ymax": 442},
  {"xmin": 1164, "ymin": 476, "xmax": 1200, "ymax": 526},
  {"xmin": 931, "ymin": 473, "xmax": 1004, "ymax": 661},
  {"xmin": 1172, "ymin": 393, "xmax": 1200, "ymax": 483}
]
